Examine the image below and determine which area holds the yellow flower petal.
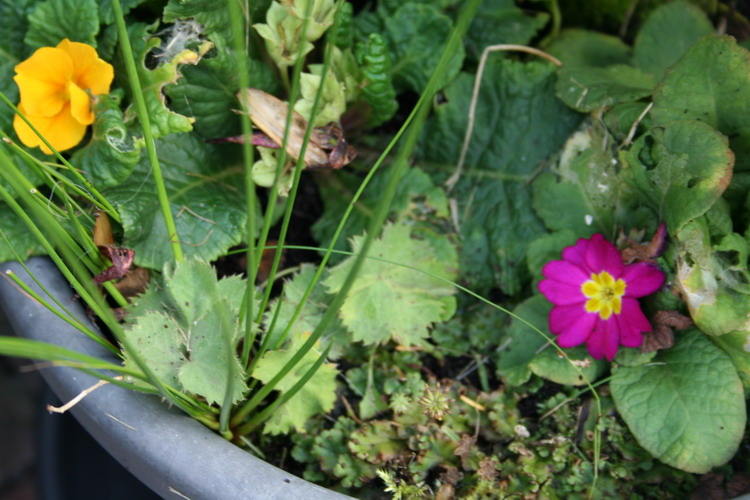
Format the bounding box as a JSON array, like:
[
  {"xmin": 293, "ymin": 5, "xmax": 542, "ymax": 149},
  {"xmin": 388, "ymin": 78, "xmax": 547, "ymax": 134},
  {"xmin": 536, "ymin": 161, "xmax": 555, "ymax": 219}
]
[
  {"xmin": 68, "ymin": 81, "xmax": 94, "ymax": 125},
  {"xmin": 13, "ymin": 46, "xmax": 74, "ymax": 117},
  {"xmin": 14, "ymin": 103, "xmax": 87, "ymax": 155},
  {"xmin": 57, "ymin": 39, "xmax": 114, "ymax": 95}
]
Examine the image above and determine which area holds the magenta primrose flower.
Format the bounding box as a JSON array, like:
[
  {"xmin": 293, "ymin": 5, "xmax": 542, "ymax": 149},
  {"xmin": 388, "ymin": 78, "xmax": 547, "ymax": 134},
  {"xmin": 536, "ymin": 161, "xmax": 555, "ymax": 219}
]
[{"xmin": 538, "ymin": 234, "xmax": 665, "ymax": 361}]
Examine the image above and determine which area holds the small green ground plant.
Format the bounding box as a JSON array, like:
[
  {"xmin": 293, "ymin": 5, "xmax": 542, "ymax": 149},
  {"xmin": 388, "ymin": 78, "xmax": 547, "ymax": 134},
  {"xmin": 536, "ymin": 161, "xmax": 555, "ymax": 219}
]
[{"xmin": 0, "ymin": 0, "xmax": 749, "ymax": 498}]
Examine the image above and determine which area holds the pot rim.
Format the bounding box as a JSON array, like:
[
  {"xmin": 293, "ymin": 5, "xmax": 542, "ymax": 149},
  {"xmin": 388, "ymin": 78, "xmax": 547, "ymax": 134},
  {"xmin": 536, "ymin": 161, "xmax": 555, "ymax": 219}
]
[{"xmin": 0, "ymin": 257, "xmax": 351, "ymax": 500}]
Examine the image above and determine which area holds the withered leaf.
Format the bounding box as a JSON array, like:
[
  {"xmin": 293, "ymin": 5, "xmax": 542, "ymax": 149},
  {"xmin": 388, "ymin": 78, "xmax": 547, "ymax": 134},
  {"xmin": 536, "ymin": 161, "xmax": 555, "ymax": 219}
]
[
  {"xmin": 621, "ymin": 222, "xmax": 668, "ymax": 264},
  {"xmin": 454, "ymin": 434, "xmax": 476, "ymax": 470},
  {"xmin": 477, "ymin": 457, "xmax": 499, "ymax": 482},
  {"xmin": 641, "ymin": 310, "xmax": 693, "ymax": 353},
  {"xmin": 237, "ymin": 88, "xmax": 356, "ymax": 169},
  {"xmin": 94, "ymin": 246, "xmax": 135, "ymax": 284}
]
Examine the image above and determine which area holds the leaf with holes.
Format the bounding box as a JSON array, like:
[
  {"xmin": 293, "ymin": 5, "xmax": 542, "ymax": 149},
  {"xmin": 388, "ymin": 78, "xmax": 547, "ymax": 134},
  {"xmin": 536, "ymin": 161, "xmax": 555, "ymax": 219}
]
[{"xmin": 622, "ymin": 120, "xmax": 734, "ymax": 234}]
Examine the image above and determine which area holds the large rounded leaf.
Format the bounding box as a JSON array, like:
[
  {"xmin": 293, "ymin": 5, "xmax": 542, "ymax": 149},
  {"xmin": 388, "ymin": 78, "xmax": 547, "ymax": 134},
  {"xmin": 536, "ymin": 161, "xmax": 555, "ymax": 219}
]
[{"xmin": 611, "ymin": 329, "xmax": 745, "ymax": 473}]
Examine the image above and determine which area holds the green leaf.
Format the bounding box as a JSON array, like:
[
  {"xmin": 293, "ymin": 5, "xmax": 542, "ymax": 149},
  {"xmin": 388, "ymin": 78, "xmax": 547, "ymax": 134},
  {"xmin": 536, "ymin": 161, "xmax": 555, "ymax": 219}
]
[
  {"xmin": 419, "ymin": 58, "xmax": 582, "ymax": 294},
  {"xmin": 464, "ymin": 0, "xmax": 548, "ymax": 61},
  {"xmin": 0, "ymin": 58, "xmax": 20, "ymax": 140},
  {"xmin": 163, "ymin": 0, "xmax": 233, "ymax": 44},
  {"xmin": 252, "ymin": 333, "xmax": 339, "ymax": 435},
  {"xmin": 98, "ymin": 0, "xmax": 146, "ymax": 25},
  {"xmin": 556, "ymin": 64, "xmax": 655, "ymax": 113},
  {"xmin": 632, "ymin": 1, "xmax": 713, "ymax": 81},
  {"xmin": 164, "ymin": 34, "xmax": 278, "ymax": 139},
  {"xmin": 526, "ymin": 230, "xmax": 578, "ymax": 282},
  {"xmin": 265, "ymin": 265, "xmax": 350, "ymax": 359},
  {"xmin": 355, "ymin": 33, "xmax": 398, "ymax": 127},
  {"xmin": 710, "ymin": 331, "xmax": 750, "ymax": 390},
  {"xmin": 124, "ymin": 259, "xmax": 249, "ymax": 405},
  {"xmin": 70, "ymin": 92, "xmax": 143, "ymax": 188},
  {"xmin": 530, "ymin": 345, "xmax": 608, "ymax": 386},
  {"xmin": 383, "ymin": 3, "xmax": 464, "ymax": 93},
  {"xmin": 0, "ymin": 0, "xmax": 38, "ymax": 61},
  {"xmin": 312, "ymin": 166, "xmax": 452, "ymax": 265},
  {"xmin": 0, "ymin": 201, "xmax": 46, "ymax": 261},
  {"xmin": 104, "ymin": 133, "xmax": 247, "ymax": 270},
  {"xmin": 652, "ymin": 35, "xmax": 750, "ymax": 171},
  {"xmin": 496, "ymin": 295, "xmax": 550, "ymax": 386},
  {"xmin": 324, "ymin": 223, "xmax": 457, "ymax": 347},
  {"xmin": 546, "ymin": 29, "xmax": 631, "ymax": 68},
  {"xmin": 178, "ymin": 297, "xmax": 247, "ymax": 406},
  {"xmin": 123, "ymin": 311, "xmax": 185, "ymax": 389},
  {"xmin": 610, "ymin": 329, "xmax": 746, "ymax": 473},
  {"xmin": 674, "ymin": 217, "xmax": 750, "ymax": 337},
  {"xmin": 622, "ymin": 120, "xmax": 734, "ymax": 234},
  {"xmin": 25, "ymin": 0, "xmax": 99, "ymax": 50},
  {"xmin": 531, "ymin": 124, "xmax": 620, "ymax": 236},
  {"xmin": 122, "ymin": 22, "xmax": 210, "ymax": 140}
]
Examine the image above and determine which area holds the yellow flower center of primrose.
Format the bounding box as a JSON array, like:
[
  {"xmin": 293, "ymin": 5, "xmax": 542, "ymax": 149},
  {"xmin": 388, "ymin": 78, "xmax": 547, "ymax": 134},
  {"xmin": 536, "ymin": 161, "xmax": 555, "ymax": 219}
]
[{"xmin": 581, "ymin": 271, "xmax": 626, "ymax": 320}]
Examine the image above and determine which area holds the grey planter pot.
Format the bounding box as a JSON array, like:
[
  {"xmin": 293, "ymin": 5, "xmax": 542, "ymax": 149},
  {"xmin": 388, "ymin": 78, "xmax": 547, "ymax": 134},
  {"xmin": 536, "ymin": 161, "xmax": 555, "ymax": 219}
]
[{"xmin": 0, "ymin": 257, "xmax": 351, "ymax": 500}]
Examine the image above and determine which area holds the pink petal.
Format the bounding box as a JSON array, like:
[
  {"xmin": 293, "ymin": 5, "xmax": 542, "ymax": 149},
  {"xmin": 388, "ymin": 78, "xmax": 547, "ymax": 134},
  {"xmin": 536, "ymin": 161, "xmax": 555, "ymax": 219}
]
[
  {"xmin": 552, "ymin": 307, "xmax": 596, "ymax": 348},
  {"xmin": 585, "ymin": 234, "xmax": 624, "ymax": 277},
  {"xmin": 538, "ymin": 279, "xmax": 586, "ymax": 306},
  {"xmin": 585, "ymin": 320, "xmax": 607, "ymax": 360},
  {"xmin": 585, "ymin": 319, "xmax": 620, "ymax": 361},
  {"xmin": 616, "ymin": 298, "xmax": 651, "ymax": 348},
  {"xmin": 622, "ymin": 262, "xmax": 664, "ymax": 298},
  {"xmin": 541, "ymin": 260, "xmax": 589, "ymax": 285},
  {"xmin": 562, "ymin": 238, "xmax": 590, "ymax": 270},
  {"xmin": 601, "ymin": 319, "xmax": 621, "ymax": 361}
]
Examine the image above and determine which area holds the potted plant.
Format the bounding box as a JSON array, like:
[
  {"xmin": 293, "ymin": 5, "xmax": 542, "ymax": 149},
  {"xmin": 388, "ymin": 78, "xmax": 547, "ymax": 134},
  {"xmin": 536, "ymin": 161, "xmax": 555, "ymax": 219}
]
[{"xmin": 1, "ymin": 0, "xmax": 750, "ymax": 498}]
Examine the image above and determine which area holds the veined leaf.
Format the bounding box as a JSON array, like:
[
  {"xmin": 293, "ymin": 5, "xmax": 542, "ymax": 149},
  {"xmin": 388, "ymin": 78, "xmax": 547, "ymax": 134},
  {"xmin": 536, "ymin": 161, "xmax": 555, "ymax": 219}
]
[
  {"xmin": 25, "ymin": 0, "xmax": 98, "ymax": 49},
  {"xmin": 324, "ymin": 223, "xmax": 458, "ymax": 347},
  {"xmin": 611, "ymin": 329, "xmax": 746, "ymax": 473}
]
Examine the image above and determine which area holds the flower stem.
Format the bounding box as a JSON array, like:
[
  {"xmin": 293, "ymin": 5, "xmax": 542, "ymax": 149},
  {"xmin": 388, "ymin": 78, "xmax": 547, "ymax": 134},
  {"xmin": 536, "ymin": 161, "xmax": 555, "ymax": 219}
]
[{"xmin": 110, "ymin": 0, "xmax": 183, "ymax": 262}]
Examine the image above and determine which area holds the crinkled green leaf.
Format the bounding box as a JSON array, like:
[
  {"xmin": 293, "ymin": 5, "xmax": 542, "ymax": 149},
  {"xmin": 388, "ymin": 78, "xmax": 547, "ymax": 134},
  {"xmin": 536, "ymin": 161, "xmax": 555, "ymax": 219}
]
[
  {"xmin": 623, "ymin": 120, "xmax": 734, "ymax": 234},
  {"xmin": 532, "ymin": 124, "xmax": 620, "ymax": 236},
  {"xmin": 324, "ymin": 223, "xmax": 457, "ymax": 347},
  {"xmin": 252, "ymin": 332, "xmax": 338, "ymax": 435},
  {"xmin": 0, "ymin": 202, "xmax": 46, "ymax": 261},
  {"xmin": 98, "ymin": 0, "xmax": 145, "ymax": 25},
  {"xmin": 312, "ymin": 167, "xmax": 452, "ymax": 265},
  {"xmin": 383, "ymin": 3, "xmax": 463, "ymax": 93},
  {"xmin": 496, "ymin": 295, "xmax": 549, "ymax": 386},
  {"xmin": 355, "ymin": 33, "xmax": 398, "ymax": 127},
  {"xmin": 70, "ymin": 92, "xmax": 143, "ymax": 188},
  {"xmin": 104, "ymin": 133, "xmax": 247, "ymax": 270},
  {"xmin": 464, "ymin": 0, "xmax": 548, "ymax": 61},
  {"xmin": 556, "ymin": 64, "xmax": 654, "ymax": 113},
  {"xmin": 546, "ymin": 29, "xmax": 631, "ymax": 68},
  {"xmin": 652, "ymin": 35, "xmax": 750, "ymax": 171},
  {"xmin": 0, "ymin": 58, "xmax": 19, "ymax": 141},
  {"xmin": 123, "ymin": 23, "xmax": 209, "ymax": 139},
  {"xmin": 165, "ymin": 33, "xmax": 278, "ymax": 139},
  {"xmin": 530, "ymin": 344, "xmax": 608, "ymax": 386},
  {"xmin": 632, "ymin": 1, "xmax": 713, "ymax": 81},
  {"xmin": 0, "ymin": 0, "xmax": 38, "ymax": 61},
  {"xmin": 265, "ymin": 264, "xmax": 350, "ymax": 359},
  {"xmin": 675, "ymin": 217, "xmax": 750, "ymax": 337},
  {"xmin": 611, "ymin": 329, "xmax": 746, "ymax": 473},
  {"xmin": 25, "ymin": 0, "xmax": 98, "ymax": 49},
  {"xmin": 419, "ymin": 58, "xmax": 581, "ymax": 294},
  {"xmin": 526, "ymin": 230, "xmax": 578, "ymax": 283}
]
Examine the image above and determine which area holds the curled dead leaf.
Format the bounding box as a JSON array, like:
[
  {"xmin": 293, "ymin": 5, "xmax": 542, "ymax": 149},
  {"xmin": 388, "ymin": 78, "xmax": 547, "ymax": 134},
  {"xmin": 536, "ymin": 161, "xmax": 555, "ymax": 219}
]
[{"xmin": 236, "ymin": 88, "xmax": 357, "ymax": 169}]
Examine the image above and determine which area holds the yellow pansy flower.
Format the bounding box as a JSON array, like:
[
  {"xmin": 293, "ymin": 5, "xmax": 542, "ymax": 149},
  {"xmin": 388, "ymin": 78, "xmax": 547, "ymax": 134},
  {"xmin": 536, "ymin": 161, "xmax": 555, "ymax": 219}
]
[{"xmin": 13, "ymin": 39, "xmax": 114, "ymax": 154}]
